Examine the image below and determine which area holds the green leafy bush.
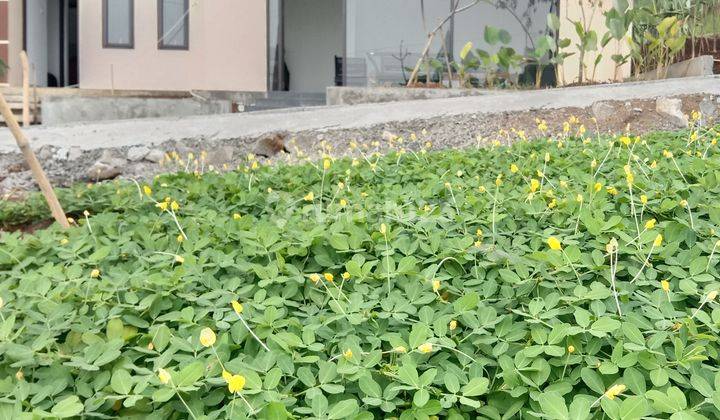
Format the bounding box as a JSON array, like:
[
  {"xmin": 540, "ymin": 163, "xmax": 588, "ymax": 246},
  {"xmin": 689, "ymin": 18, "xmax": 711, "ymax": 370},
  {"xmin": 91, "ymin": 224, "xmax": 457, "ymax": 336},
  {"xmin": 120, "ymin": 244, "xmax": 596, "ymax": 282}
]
[{"xmin": 2, "ymin": 125, "xmax": 720, "ymax": 419}]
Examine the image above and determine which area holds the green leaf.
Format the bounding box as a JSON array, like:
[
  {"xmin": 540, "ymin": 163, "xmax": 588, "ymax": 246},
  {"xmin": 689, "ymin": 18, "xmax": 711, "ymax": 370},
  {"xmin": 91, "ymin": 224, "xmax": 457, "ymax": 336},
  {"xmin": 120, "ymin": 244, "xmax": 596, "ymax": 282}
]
[
  {"xmin": 260, "ymin": 402, "xmax": 291, "ymax": 420},
  {"xmin": 50, "ymin": 396, "xmax": 84, "ymax": 418},
  {"xmin": 110, "ymin": 369, "xmax": 133, "ymax": 395},
  {"xmin": 539, "ymin": 391, "xmax": 569, "ymax": 420},
  {"xmin": 328, "ymin": 399, "xmax": 359, "ymax": 419},
  {"xmin": 461, "ymin": 377, "xmax": 489, "ymax": 397},
  {"xmin": 174, "ymin": 361, "xmax": 204, "ymax": 387},
  {"xmin": 106, "ymin": 318, "xmax": 125, "ymax": 341},
  {"xmin": 581, "ymin": 368, "xmax": 605, "ymax": 394},
  {"xmin": 619, "ymin": 396, "xmax": 649, "ymax": 420},
  {"xmin": 453, "ymin": 291, "xmax": 479, "ymax": 312}
]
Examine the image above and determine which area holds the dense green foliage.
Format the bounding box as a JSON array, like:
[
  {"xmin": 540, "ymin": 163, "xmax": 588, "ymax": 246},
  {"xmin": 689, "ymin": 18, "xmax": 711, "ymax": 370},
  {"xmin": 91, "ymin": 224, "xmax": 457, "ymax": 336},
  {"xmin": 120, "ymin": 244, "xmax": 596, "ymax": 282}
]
[{"xmin": 2, "ymin": 127, "xmax": 720, "ymax": 419}]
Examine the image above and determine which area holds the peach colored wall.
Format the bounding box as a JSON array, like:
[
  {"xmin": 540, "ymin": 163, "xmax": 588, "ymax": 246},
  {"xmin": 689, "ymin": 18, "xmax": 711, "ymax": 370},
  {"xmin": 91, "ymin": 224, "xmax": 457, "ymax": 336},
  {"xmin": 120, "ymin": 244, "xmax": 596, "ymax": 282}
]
[
  {"xmin": 558, "ymin": 0, "xmax": 632, "ymax": 85},
  {"xmin": 79, "ymin": 0, "xmax": 267, "ymax": 91}
]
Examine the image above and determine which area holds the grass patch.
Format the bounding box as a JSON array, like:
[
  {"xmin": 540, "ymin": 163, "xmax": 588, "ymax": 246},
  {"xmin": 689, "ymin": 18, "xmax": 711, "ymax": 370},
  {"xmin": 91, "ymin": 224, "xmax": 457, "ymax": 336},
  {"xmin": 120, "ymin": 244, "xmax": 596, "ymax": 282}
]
[{"xmin": 2, "ymin": 125, "xmax": 720, "ymax": 419}]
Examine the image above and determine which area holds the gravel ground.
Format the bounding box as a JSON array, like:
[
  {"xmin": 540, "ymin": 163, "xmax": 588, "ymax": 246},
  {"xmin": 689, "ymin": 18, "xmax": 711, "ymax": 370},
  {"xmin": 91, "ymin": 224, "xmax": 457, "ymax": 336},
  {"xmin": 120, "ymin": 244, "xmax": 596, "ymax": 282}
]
[{"xmin": 0, "ymin": 93, "xmax": 715, "ymax": 200}]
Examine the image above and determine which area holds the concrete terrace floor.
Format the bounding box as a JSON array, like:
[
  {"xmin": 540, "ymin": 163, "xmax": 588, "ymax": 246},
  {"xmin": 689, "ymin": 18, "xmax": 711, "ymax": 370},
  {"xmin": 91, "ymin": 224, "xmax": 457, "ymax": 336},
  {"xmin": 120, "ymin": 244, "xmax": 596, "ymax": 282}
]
[{"xmin": 1, "ymin": 76, "xmax": 720, "ymax": 154}]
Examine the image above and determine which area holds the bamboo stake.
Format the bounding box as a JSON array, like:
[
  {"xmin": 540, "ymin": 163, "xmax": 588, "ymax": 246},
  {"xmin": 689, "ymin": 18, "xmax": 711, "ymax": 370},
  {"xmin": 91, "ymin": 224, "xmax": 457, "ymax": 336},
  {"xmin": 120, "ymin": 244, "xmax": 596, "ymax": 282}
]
[
  {"xmin": 0, "ymin": 92, "xmax": 69, "ymax": 228},
  {"xmin": 20, "ymin": 51, "xmax": 30, "ymax": 127}
]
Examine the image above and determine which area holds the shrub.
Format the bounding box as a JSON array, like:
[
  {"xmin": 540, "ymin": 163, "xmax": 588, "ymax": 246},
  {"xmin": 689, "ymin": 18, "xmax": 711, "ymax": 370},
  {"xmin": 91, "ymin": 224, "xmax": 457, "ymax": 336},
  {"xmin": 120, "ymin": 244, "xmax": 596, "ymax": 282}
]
[{"xmin": 1, "ymin": 124, "xmax": 720, "ymax": 419}]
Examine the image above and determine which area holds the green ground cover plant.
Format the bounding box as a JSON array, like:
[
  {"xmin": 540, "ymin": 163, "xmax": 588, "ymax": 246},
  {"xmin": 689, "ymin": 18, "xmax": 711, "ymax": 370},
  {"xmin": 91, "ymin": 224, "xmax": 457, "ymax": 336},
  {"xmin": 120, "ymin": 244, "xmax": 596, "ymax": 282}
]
[{"xmin": 2, "ymin": 121, "xmax": 720, "ymax": 419}]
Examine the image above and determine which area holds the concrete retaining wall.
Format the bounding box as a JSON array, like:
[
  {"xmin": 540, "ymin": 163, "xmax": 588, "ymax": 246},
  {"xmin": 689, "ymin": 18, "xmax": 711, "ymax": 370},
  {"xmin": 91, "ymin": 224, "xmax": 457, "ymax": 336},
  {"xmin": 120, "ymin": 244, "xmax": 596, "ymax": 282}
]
[
  {"xmin": 41, "ymin": 96, "xmax": 232, "ymax": 126},
  {"xmin": 636, "ymin": 55, "xmax": 715, "ymax": 81},
  {"xmin": 326, "ymin": 86, "xmax": 492, "ymax": 106}
]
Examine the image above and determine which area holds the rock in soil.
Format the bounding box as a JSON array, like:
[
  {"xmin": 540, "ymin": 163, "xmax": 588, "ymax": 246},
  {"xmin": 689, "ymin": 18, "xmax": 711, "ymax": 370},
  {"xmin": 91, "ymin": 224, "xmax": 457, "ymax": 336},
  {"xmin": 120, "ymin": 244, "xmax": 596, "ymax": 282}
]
[{"xmin": 656, "ymin": 97, "xmax": 689, "ymax": 128}]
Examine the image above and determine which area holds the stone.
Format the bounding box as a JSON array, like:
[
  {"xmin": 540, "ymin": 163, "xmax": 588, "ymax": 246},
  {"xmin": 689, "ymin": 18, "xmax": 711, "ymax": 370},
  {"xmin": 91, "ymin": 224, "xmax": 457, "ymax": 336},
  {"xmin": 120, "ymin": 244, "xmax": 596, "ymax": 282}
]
[
  {"xmin": 127, "ymin": 145, "xmax": 150, "ymax": 161},
  {"xmin": 36, "ymin": 145, "xmax": 54, "ymax": 161},
  {"xmin": 86, "ymin": 150, "xmax": 127, "ymax": 180},
  {"xmin": 205, "ymin": 146, "xmax": 234, "ymax": 167},
  {"xmin": 144, "ymin": 149, "xmax": 165, "ymax": 163},
  {"xmin": 699, "ymin": 96, "xmax": 717, "ymax": 123},
  {"xmin": 53, "ymin": 147, "xmax": 69, "ymax": 161},
  {"xmin": 591, "ymin": 101, "xmax": 616, "ymax": 122},
  {"xmin": 67, "ymin": 146, "xmax": 83, "ymax": 161},
  {"xmin": 253, "ymin": 133, "xmax": 288, "ymax": 158},
  {"xmin": 656, "ymin": 97, "xmax": 688, "ymax": 128},
  {"xmin": 382, "ymin": 130, "xmax": 397, "ymax": 141}
]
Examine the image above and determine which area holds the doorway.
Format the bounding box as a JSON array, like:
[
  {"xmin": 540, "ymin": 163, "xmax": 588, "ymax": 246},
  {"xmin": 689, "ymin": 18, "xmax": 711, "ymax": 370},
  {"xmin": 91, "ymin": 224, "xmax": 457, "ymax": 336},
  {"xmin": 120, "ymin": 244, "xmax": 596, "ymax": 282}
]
[{"xmin": 23, "ymin": 0, "xmax": 78, "ymax": 87}]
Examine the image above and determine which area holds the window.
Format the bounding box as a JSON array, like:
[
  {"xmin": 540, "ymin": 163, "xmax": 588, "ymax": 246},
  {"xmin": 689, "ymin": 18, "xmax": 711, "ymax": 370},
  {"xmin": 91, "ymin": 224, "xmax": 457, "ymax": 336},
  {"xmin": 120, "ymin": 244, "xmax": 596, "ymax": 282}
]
[
  {"xmin": 103, "ymin": 0, "xmax": 134, "ymax": 48},
  {"xmin": 158, "ymin": 0, "xmax": 189, "ymax": 50}
]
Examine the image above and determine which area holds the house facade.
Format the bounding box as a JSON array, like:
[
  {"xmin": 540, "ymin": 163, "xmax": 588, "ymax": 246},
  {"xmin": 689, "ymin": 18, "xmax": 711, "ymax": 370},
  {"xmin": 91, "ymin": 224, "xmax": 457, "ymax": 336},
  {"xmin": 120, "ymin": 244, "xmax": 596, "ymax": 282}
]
[{"xmin": 1, "ymin": 1, "xmax": 628, "ymax": 93}]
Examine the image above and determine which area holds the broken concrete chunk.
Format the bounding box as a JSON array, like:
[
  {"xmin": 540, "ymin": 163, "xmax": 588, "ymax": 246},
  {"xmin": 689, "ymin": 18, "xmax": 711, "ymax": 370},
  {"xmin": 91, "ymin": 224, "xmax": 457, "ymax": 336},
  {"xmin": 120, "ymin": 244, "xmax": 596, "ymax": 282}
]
[
  {"xmin": 127, "ymin": 145, "xmax": 150, "ymax": 162},
  {"xmin": 591, "ymin": 101, "xmax": 616, "ymax": 122},
  {"xmin": 144, "ymin": 149, "xmax": 165, "ymax": 163},
  {"xmin": 656, "ymin": 97, "xmax": 688, "ymax": 128},
  {"xmin": 87, "ymin": 150, "xmax": 127, "ymax": 180}
]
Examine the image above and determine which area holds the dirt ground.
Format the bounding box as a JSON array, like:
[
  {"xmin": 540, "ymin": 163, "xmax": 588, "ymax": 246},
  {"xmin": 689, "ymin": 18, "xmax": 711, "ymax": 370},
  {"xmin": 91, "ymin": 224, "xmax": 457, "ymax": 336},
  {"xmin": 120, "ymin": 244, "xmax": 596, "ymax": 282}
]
[{"xmin": 0, "ymin": 93, "xmax": 715, "ymax": 202}]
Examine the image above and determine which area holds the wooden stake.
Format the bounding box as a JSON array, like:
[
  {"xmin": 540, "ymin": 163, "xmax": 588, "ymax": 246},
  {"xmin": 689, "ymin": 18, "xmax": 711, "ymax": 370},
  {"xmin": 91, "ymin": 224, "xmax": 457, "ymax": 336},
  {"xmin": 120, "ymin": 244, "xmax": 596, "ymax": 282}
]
[
  {"xmin": 0, "ymin": 92, "xmax": 69, "ymax": 228},
  {"xmin": 20, "ymin": 51, "xmax": 30, "ymax": 127}
]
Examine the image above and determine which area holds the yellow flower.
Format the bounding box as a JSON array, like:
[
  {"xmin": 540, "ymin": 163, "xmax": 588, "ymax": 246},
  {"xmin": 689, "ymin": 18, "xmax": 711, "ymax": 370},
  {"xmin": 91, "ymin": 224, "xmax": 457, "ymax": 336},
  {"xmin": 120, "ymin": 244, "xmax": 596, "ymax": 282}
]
[
  {"xmin": 650, "ymin": 160, "xmax": 657, "ymax": 169},
  {"xmin": 143, "ymin": 185, "xmax": 152, "ymax": 196},
  {"xmin": 174, "ymin": 255, "xmax": 185, "ymax": 264},
  {"xmin": 474, "ymin": 240, "xmax": 482, "ymax": 248},
  {"xmin": 476, "ymin": 229, "xmax": 483, "ymax": 237},
  {"xmin": 680, "ymin": 199, "xmax": 688, "ymax": 208},
  {"xmin": 576, "ymin": 194, "xmax": 583, "ymax": 203},
  {"xmin": 323, "ymin": 158, "xmax": 331, "ymax": 170},
  {"xmin": 418, "ymin": 342, "xmax": 434, "ymax": 353},
  {"xmin": 510, "ymin": 164, "xmax": 519, "ymax": 173},
  {"xmin": 606, "ymin": 238, "xmax": 618, "ymax": 254},
  {"xmin": 309, "ymin": 273, "xmax": 321, "ymax": 284},
  {"xmin": 449, "ymin": 320, "xmax": 457, "ymax": 331},
  {"xmin": 640, "ymin": 195, "xmax": 648, "ymax": 205},
  {"xmin": 547, "ymin": 236, "xmax": 562, "ymax": 251},
  {"xmin": 231, "ymin": 300, "xmax": 243, "ymax": 315},
  {"xmin": 0, "ymin": 297, "xmax": 3, "ymax": 309},
  {"xmin": 663, "ymin": 150, "xmax": 674, "ymax": 158},
  {"xmin": 591, "ymin": 159, "xmax": 597, "ymax": 169},
  {"xmin": 605, "ymin": 384, "xmax": 626, "ymax": 400},
  {"xmin": 324, "ymin": 273, "xmax": 334, "ymax": 282},
  {"xmin": 177, "ymin": 234, "xmax": 184, "ymax": 243},
  {"xmin": 594, "ymin": 182, "xmax": 602, "ymax": 192},
  {"xmin": 530, "ymin": 179, "xmax": 540, "ymax": 192},
  {"xmin": 495, "ymin": 176, "xmax": 502, "ymax": 187},
  {"xmin": 567, "ymin": 345, "xmax": 575, "ymax": 353},
  {"xmin": 560, "ymin": 180, "xmax": 568, "ymax": 188},
  {"xmin": 60, "ymin": 238, "xmax": 69, "ymax": 245},
  {"xmin": 222, "ymin": 370, "xmax": 233, "ymax": 383},
  {"xmin": 606, "ymin": 186, "xmax": 618, "ymax": 196},
  {"xmin": 380, "ymin": 223, "xmax": 387, "ymax": 235},
  {"xmin": 343, "ymin": 349, "xmax": 353, "ymax": 360},
  {"xmin": 233, "ymin": 213, "xmax": 241, "ymax": 220},
  {"xmin": 156, "ymin": 202, "xmax": 169, "ymax": 211},
  {"xmin": 478, "ymin": 185, "xmax": 486, "ymax": 193},
  {"xmin": 90, "ymin": 269, "xmax": 101, "ymax": 278},
  {"xmin": 708, "ymin": 290, "xmax": 718, "ymax": 301},
  {"xmin": 620, "ymin": 136, "xmax": 631, "ymax": 146},
  {"xmin": 304, "ymin": 191, "xmax": 314, "ymax": 201},
  {"xmin": 199, "ymin": 327, "xmax": 216, "ymax": 347},
  {"xmin": 661, "ymin": 280, "xmax": 670, "ymax": 292},
  {"xmin": 170, "ymin": 201, "xmax": 180, "ymax": 211},
  {"xmin": 432, "ymin": 279, "xmax": 441, "ymax": 292},
  {"xmin": 342, "ymin": 272, "xmax": 350, "ymax": 280},
  {"xmin": 394, "ymin": 346, "xmax": 407, "ymax": 353},
  {"xmin": 251, "ymin": 161, "xmax": 259, "ymax": 170},
  {"xmin": 544, "ymin": 152, "xmax": 550, "ymax": 162},
  {"xmin": 15, "ymin": 369, "xmax": 24, "ymax": 381},
  {"xmin": 339, "ymin": 199, "xmax": 348, "ymax": 207},
  {"xmin": 645, "ymin": 219, "xmax": 656, "ymax": 230},
  {"xmin": 228, "ymin": 374, "xmax": 246, "ymax": 393},
  {"xmin": 158, "ymin": 368, "xmax": 171, "ymax": 385},
  {"xmin": 653, "ymin": 234, "xmax": 663, "ymax": 247}
]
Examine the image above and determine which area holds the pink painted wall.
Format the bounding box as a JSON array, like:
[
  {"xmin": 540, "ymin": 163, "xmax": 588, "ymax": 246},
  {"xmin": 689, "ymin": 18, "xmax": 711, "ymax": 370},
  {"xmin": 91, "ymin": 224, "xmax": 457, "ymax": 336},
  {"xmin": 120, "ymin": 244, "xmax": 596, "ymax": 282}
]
[{"xmin": 79, "ymin": 0, "xmax": 267, "ymax": 91}]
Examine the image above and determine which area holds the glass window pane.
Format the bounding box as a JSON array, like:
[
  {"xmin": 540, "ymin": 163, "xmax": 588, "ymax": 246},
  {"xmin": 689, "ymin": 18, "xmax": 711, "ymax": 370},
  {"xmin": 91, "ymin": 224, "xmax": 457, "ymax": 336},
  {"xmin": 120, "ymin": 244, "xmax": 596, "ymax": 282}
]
[
  {"xmin": 161, "ymin": 0, "xmax": 187, "ymax": 47},
  {"xmin": 106, "ymin": 0, "xmax": 132, "ymax": 46}
]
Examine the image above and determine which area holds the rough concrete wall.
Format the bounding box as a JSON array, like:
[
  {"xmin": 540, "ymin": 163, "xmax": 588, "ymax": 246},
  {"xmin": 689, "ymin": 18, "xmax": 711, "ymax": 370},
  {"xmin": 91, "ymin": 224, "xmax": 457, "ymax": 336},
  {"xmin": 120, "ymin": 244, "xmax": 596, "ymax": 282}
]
[
  {"xmin": 78, "ymin": 0, "xmax": 267, "ymax": 92},
  {"xmin": 326, "ymin": 86, "xmax": 491, "ymax": 106},
  {"xmin": 558, "ymin": 0, "xmax": 632, "ymax": 85},
  {"xmin": 41, "ymin": 96, "xmax": 232, "ymax": 125}
]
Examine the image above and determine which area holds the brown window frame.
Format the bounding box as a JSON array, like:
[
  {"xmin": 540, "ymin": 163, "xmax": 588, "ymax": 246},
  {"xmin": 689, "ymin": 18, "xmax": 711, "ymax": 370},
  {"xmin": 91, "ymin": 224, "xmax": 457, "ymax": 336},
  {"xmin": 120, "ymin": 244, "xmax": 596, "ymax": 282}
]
[
  {"xmin": 157, "ymin": 0, "xmax": 189, "ymax": 50},
  {"xmin": 102, "ymin": 0, "xmax": 134, "ymax": 49}
]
